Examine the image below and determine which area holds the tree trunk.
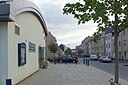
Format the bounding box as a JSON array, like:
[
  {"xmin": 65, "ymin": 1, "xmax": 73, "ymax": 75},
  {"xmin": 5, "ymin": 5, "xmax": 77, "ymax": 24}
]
[
  {"xmin": 114, "ymin": 28, "xmax": 119, "ymax": 84},
  {"xmin": 114, "ymin": 13, "xmax": 119, "ymax": 84}
]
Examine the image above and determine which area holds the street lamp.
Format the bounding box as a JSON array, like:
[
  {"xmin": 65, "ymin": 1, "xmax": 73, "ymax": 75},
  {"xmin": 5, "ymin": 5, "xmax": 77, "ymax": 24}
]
[{"xmin": 68, "ymin": 44, "xmax": 70, "ymax": 54}]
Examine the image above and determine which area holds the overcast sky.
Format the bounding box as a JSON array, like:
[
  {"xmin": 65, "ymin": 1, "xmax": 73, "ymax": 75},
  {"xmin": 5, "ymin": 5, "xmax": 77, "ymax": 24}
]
[{"xmin": 30, "ymin": 0, "xmax": 98, "ymax": 49}]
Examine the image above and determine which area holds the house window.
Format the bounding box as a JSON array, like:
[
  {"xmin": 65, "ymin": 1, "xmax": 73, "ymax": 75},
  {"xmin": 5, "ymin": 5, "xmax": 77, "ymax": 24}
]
[
  {"xmin": 119, "ymin": 52, "xmax": 121, "ymax": 59},
  {"xmin": 119, "ymin": 41, "xmax": 120, "ymax": 46},
  {"xmin": 124, "ymin": 51, "xmax": 126, "ymax": 60},
  {"xmin": 109, "ymin": 43, "xmax": 110, "ymax": 48},
  {"xmin": 15, "ymin": 24, "xmax": 20, "ymax": 35},
  {"xmin": 124, "ymin": 40, "xmax": 126, "ymax": 46}
]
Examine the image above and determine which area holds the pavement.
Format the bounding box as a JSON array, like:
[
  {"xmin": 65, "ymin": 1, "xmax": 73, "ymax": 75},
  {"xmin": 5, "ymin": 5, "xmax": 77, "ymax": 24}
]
[{"xmin": 17, "ymin": 63, "xmax": 128, "ymax": 85}]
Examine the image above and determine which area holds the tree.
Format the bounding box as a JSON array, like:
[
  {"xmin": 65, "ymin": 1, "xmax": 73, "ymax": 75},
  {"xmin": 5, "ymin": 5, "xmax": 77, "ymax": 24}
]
[
  {"xmin": 77, "ymin": 49, "xmax": 84, "ymax": 55},
  {"xmin": 48, "ymin": 43, "xmax": 58, "ymax": 55},
  {"xmin": 63, "ymin": 0, "xmax": 128, "ymax": 84},
  {"xmin": 65, "ymin": 47, "xmax": 72, "ymax": 54}
]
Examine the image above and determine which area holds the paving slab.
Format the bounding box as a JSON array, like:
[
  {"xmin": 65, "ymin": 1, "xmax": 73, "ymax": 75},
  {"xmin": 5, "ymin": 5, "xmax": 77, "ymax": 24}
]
[{"xmin": 17, "ymin": 63, "xmax": 128, "ymax": 85}]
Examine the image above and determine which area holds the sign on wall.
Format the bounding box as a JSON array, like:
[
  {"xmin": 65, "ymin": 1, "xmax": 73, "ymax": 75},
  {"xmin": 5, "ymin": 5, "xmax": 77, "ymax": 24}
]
[{"xmin": 29, "ymin": 42, "xmax": 36, "ymax": 52}]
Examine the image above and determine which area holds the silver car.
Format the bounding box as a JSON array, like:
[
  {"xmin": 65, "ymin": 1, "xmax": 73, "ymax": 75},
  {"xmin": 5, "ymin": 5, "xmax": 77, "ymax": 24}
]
[
  {"xmin": 99, "ymin": 56, "xmax": 112, "ymax": 63},
  {"xmin": 90, "ymin": 55, "xmax": 98, "ymax": 61}
]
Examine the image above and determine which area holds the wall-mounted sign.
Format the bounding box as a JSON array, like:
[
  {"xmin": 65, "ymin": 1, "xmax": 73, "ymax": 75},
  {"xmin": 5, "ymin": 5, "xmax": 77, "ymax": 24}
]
[{"xmin": 29, "ymin": 42, "xmax": 36, "ymax": 52}]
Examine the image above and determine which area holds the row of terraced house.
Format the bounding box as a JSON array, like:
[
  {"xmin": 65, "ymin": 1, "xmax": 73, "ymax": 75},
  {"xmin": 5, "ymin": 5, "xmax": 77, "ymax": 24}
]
[{"xmin": 76, "ymin": 28, "xmax": 128, "ymax": 61}]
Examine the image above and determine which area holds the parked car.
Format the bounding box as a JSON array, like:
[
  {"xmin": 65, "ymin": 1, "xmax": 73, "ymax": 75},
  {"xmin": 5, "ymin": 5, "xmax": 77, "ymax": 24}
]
[
  {"xmin": 99, "ymin": 56, "xmax": 112, "ymax": 63},
  {"xmin": 57, "ymin": 55, "xmax": 78, "ymax": 63},
  {"xmin": 90, "ymin": 55, "xmax": 98, "ymax": 61},
  {"xmin": 57, "ymin": 55, "xmax": 66, "ymax": 63}
]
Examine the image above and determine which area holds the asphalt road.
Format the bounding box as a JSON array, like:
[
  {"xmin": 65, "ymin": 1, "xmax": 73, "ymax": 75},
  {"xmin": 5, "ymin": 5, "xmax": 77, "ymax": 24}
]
[{"xmin": 78, "ymin": 58, "xmax": 128, "ymax": 81}]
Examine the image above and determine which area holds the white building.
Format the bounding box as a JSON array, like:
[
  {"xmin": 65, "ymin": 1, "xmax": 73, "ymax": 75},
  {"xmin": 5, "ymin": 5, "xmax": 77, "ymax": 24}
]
[
  {"xmin": 0, "ymin": 0, "xmax": 48, "ymax": 85},
  {"xmin": 105, "ymin": 28, "xmax": 113, "ymax": 57}
]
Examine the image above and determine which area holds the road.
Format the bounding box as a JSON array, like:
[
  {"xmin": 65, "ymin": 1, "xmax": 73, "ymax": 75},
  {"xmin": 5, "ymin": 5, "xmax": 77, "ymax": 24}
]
[{"xmin": 78, "ymin": 58, "xmax": 128, "ymax": 81}]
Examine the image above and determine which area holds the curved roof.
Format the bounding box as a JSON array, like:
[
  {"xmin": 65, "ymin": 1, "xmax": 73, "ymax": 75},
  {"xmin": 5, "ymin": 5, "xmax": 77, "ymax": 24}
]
[{"xmin": 1, "ymin": 0, "xmax": 48, "ymax": 36}]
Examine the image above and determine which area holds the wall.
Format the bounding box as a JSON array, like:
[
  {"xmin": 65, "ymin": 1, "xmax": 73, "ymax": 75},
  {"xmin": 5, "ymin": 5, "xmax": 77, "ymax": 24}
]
[
  {"xmin": 7, "ymin": 12, "xmax": 45, "ymax": 84},
  {"xmin": 0, "ymin": 22, "xmax": 8, "ymax": 85}
]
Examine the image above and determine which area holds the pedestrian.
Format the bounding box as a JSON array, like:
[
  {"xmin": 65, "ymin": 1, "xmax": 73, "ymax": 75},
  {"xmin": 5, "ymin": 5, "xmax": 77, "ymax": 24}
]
[{"xmin": 64, "ymin": 55, "xmax": 67, "ymax": 64}]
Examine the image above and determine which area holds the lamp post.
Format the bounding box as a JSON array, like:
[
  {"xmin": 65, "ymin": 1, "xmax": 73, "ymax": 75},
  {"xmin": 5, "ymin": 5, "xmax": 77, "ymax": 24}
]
[{"xmin": 68, "ymin": 44, "xmax": 70, "ymax": 54}]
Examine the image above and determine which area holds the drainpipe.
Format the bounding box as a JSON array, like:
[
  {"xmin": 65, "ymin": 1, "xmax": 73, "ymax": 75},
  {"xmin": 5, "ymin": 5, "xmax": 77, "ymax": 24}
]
[
  {"xmin": 121, "ymin": 32, "xmax": 123, "ymax": 61},
  {"xmin": 44, "ymin": 37, "xmax": 46, "ymax": 61}
]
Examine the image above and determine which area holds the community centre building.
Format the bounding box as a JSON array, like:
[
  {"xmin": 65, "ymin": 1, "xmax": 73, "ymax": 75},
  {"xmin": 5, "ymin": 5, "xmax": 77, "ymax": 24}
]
[{"xmin": 0, "ymin": 0, "xmax": 48, "ymax": 85}]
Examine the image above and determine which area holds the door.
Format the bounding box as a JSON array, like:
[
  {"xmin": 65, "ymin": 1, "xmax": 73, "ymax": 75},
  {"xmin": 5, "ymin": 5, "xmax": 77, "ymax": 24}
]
[{"xmin": 38, "ymin": 47, "xmax": 44, "ymax": 68}]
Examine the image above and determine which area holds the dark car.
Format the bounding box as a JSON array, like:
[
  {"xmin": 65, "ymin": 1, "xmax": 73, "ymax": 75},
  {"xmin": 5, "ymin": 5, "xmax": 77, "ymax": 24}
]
[
  {"xmin": 57, "ymin": 55, "xmax": 66, "ymax": 63},
  {"xmin": 99, "ymin": 56, "xmax": 112, "ymax": 63},
  {"xmin": 57, "ymin": 55, "xmax": 78, "ymax": 63}
]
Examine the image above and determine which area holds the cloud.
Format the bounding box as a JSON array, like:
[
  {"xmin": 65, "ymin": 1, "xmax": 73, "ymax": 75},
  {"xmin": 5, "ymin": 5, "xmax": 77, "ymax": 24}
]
[{"xmin": 30, "ymin": 0, "xmax": 98, "ymax": 48}]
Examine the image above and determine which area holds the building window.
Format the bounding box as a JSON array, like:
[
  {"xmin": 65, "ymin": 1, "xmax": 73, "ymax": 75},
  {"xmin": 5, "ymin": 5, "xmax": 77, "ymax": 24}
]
[
  {"xmin": 119, "ymin": 52, "xmax": 121, "ymax": 59},
  {"xmin": 124, "ymin": 40, "xmax": 126, "ymax": 46},
  {"xmin": 119, "ymin": 41, "xmax": 120, "ymax": 46},
  {"xmin": 109, "ymin": 43, "xmax": 110, "ymax": 48},
  {"xmin": 124, "ymin": 51, "xmax": 126, "ymax": 60},
  {"xmin": 15, "ymin": 24, "xmax": 20, "ymax": 35}
]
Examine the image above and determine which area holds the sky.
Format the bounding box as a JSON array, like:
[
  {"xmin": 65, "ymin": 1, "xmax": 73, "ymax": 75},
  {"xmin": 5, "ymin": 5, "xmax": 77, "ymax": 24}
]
[{"xmin": 30, "ymin": 0, "xmax": 98, "ymax": 49}]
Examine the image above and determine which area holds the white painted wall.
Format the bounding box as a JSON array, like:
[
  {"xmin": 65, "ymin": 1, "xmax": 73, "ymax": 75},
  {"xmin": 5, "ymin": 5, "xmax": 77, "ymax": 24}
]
[
  {"xmin": 0, "ymin": 22, "xmax": 8, "ymax": 85},
  {"xmin": 7, "ymin": 12, "xmax": 45, "ymax": 85},
  {"xmin": 105, "ymin": 33, "xmax": 113, "ymax": 57}
]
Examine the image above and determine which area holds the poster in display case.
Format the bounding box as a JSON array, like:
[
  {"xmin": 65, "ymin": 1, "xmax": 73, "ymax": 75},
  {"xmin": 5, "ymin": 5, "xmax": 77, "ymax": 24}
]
[{"xmin": 18, "ymin": 42, "xmax": 26, "ymax": 66}]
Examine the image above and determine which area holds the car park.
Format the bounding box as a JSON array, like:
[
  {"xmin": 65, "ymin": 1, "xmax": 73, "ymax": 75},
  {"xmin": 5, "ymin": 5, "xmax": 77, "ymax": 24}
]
[
  {"xmin": 99, "ymin": 56, "xmax": 112, "ymax": 63},
  {"xmin": 90, "ymin": 55, "xmax": 98, "ymax": 61}
]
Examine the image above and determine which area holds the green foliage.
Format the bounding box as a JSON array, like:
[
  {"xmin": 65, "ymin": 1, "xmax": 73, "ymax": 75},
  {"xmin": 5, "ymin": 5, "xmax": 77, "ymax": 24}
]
[
  {"xmin": 65, "ymin": 48, "xmax": 72, "ymax": 54},
  {"xmin": 92, "ymin": 32, "xmax": 101, "ymax": 43},
  {"xmin": 63, "ymin": 0, "xmax": 128, "ymax": 32},
  {"xmin": 63, "ymin": 0, "xmax": 128, "ymax": 83},
  {"xmin": 77, "ymin": 49, "xmax": 84, "ymax": 54},
  {"xmin": 48, "ymin": 43, "xmax": 58, "ymax": 54}
]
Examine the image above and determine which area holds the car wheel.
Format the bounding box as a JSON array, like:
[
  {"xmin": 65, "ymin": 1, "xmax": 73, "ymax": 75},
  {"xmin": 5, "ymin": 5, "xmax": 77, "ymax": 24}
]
[{"xmin": 60, "ymin": 60, "xmax": 62, "ymax": 63}]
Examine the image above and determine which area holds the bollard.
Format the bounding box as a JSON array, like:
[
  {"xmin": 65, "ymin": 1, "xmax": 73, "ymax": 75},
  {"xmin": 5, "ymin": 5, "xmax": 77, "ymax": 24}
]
[
  {"xmin": 86, "ymin": 58, "xmax": 87, "ymax": 66},
  {"xmin": 75, "ymin": 61, "xmax": 77, "ymax": 65},
  {"xmin": 86, "ymin": 58, "xmax": 89, "ymax": 66},
  {"xmin": 54, "ymin": 60, "xmax": 56, "ymax": 64},
  {"xmin": 83, "ymin": 58, "xmax": 85, "ymax": 65},
  {"xmin": 88, "ymin": 58, "xmax": 89, "ymax": 66},
  {"xmin": 65, "ymin": 59, "xmax": 67, "ymax": 65}
]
